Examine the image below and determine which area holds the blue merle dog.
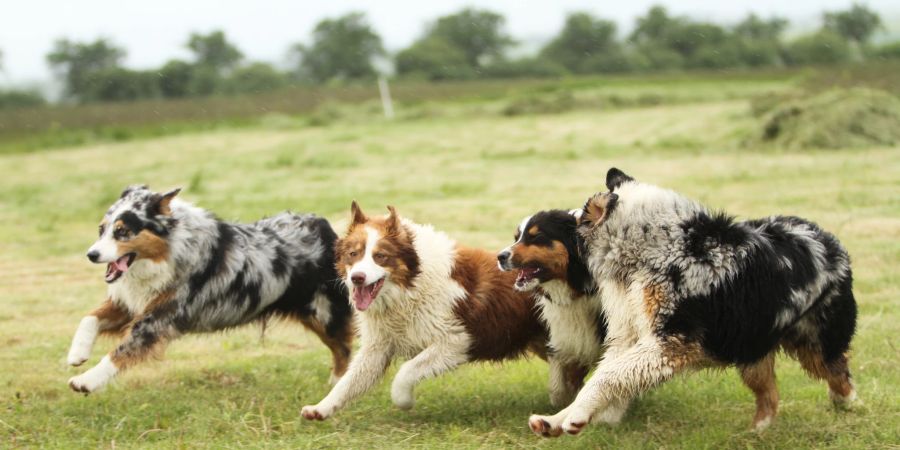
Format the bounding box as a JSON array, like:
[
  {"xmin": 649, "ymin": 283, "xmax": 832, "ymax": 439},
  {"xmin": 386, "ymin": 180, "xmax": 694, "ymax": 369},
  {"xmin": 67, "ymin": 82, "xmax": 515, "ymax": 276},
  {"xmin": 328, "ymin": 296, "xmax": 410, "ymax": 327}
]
[{"xmin": 67, "ymin": 185, "xmax": 353, "ymax": 393}]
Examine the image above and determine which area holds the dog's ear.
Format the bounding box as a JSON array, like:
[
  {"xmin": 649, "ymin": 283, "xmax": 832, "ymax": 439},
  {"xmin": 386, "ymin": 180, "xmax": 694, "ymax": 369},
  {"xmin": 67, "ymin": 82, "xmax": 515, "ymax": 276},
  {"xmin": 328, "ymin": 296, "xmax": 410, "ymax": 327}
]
[
  {"xmin": 350, "ymin": 200, "xmax": 367, "ymax": 226},
  {"xmin": 605, "ymin": 168, "xmax": 634, "ymax": 191},
  {"xmin": 582, "ymin": 192, "xmax": 618, "ymax": 227},
  {"xmin": 150, "ymin": 188, "xmax": 181, "ymax": 216},
  {"xmin": 385, "ymin": 206, "xmax": 400, "ymax": 234},
  {"xmin": 120, "ymin": 184, "xmax": 149, "ymax": 199}
]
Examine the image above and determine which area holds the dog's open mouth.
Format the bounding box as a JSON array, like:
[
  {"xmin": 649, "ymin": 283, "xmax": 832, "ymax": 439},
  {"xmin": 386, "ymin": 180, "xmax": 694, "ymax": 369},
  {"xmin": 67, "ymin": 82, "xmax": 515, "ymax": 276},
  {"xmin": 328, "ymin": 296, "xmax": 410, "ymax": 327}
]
[
  {"xmin": 105, "ymin": 253, "xmax": 136, "ymax": 283},
  {"xmin": 352, "ymin": 277, "xmax": 385, "ymax": 311},
  {"xmin": 515, "ymin": 267, "xmax": 542, "ymax": 289}
]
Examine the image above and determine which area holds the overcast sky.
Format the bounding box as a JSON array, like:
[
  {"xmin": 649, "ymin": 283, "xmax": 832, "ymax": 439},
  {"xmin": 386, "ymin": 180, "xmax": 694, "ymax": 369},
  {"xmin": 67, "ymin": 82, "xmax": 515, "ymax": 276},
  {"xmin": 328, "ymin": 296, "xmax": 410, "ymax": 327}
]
[{"xmin": 1, "ymin": 0, "xmax": 898, "ymax": 85}]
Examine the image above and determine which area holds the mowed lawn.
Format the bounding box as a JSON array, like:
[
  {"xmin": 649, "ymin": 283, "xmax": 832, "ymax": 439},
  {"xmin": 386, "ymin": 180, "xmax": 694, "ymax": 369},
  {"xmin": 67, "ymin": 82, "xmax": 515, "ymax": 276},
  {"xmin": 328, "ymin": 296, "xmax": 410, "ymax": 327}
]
[{"xmin": 1, "ymin": 92, "xmax": 899, "ymax": 448}]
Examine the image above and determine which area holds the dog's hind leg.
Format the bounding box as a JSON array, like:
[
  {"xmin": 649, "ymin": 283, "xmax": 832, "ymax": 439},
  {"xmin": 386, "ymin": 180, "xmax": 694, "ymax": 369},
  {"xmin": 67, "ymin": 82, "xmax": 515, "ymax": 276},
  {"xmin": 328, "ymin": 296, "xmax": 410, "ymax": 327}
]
[
  {"xmin": 67, "ymin": 299, "xmax": 131, "ymax": 367},
  {"xmin": 68, "ymin": 313, "xmax": 179, "ymax": 394},
  {"xmin": 299, "ymin": 316, "xmax": 353, "ymax": 385},
  {"xmin": 739, "ymin": 352, "xmax": 779, "ymax": 431},
  {"xmin": 390, "ymin": 337, "xmax": 470, "ymax": 410}
]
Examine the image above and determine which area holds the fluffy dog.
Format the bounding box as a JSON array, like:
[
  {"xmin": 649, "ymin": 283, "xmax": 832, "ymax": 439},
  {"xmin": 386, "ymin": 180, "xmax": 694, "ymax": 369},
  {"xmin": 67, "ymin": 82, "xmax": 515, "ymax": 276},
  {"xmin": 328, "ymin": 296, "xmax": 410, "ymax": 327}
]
[
  {"xmin": 300, "ymin": 202, "xmax": 553, "ymax": 420},
  {"xmin": 529, "ymin": 168, "xmax": 858, "ymax": 436},
  {"xmin": 497, "ymin": 209, "xmax": 616, "ymax": 412},
  {"xmin": 67, "ymin": 185, "xmax": 353, "ymax": 393}
]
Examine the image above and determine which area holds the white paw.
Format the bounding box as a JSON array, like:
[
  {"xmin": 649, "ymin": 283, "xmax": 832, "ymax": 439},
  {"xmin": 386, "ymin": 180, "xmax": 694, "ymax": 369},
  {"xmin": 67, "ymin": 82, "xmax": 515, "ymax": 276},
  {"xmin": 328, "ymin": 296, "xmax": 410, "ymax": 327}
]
[
  {"xmin": 67, "ymin": 355, "xmax": 117, "ymax": 394},
  {"xmin": 391, "ymin": 387, "xmax": 415, "ymax": 411},
  {"xmin": 528, "ymin": 413, "xmax": 564, "ymax": 437},
  {"xmin": 752, "ymin": 415, "xmax": 773, "ymax": 432},
  {"xmin": 67, "ymin": 351, "xmax": 90, "ymax": 367},
  {"xmin": 301, "ymin": 403, "xmax": 334, "ymax": 421},
  {"xmin": 830, "ymin": 388, "xmax": 860, "ymax": 409},
  {"xmin": 561, "ymin": 408, "xmax": 593, "ymax": 435},
  {"xmin": 67, "ymin": 316, "xmax": 98, "ymax": 366}
]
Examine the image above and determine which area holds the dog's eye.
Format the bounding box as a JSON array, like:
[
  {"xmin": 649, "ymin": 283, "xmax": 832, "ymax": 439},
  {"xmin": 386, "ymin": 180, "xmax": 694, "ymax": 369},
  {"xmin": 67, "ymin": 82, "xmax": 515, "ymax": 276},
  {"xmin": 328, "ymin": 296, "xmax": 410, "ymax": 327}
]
[
  {"xmin": 373, "ymin": 253, "xmax": 387, "ymax": 262},
  {"xmin": 349, "ymin": 251, "xmax": 358, "ymax": 258},
  {"xmin": 113, "ymin": 226, "xmax": 129, "ymax": 239}
]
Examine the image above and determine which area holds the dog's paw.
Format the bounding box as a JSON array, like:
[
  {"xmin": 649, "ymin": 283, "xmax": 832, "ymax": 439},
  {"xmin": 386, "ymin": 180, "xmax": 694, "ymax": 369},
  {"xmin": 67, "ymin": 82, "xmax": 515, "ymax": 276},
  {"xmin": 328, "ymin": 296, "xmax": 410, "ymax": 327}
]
[
  {"xmin": 67, "ymin": 352, "xmax": 89, "ymax": 367},
  {"xmin": 68, "ymin": 372, "xmax": 105, "ymax": 394},
  {"xmin": 391, "ymin": 386, "xmax": 415, "ymax": 411},
  {"xmin": 528, "ymin": 414, "xmax": 563, "ymax": 438},
  {"xmin": 562, "ymin": 408, "xmax": 593, "ymax": 435},
  {"xmin": 301, "ymin": 404, "xmax": 333, "ymax": 421}
]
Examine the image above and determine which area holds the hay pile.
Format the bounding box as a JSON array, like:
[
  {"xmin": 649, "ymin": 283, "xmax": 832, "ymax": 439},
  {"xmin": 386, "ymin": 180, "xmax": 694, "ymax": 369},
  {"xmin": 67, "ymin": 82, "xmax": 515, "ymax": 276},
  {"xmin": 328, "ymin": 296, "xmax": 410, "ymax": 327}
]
[{"xmin": 754, "ymin": 87, "xmax": 900, "ymax": 149}]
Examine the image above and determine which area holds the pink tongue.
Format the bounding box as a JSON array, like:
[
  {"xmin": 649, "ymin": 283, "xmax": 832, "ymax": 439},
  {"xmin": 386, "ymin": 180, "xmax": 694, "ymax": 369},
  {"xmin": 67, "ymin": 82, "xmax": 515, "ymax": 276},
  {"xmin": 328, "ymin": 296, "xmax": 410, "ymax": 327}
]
[
  {"xmin": 353, "ymin": 285, "xmax": 375, "ymax": 311},
  {"xmin": 115, "ymin": 256, "xmax": 130, "ymax": 272}
]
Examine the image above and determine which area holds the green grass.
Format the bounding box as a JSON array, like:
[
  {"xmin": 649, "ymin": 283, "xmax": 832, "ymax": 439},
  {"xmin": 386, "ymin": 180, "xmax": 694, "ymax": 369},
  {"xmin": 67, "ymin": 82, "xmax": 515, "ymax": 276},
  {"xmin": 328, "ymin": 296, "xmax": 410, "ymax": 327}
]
[{"xmin": 1, "ymin": 76, "xmax": 898, "ymax": 448}]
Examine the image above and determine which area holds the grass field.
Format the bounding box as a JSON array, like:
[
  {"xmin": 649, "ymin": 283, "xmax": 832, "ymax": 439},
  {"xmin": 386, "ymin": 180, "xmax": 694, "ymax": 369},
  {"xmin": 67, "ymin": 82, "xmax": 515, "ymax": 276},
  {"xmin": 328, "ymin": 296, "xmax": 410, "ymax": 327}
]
[{"xmin": 1, "ymin": 75, "xmax": 898, "ymax": 448}]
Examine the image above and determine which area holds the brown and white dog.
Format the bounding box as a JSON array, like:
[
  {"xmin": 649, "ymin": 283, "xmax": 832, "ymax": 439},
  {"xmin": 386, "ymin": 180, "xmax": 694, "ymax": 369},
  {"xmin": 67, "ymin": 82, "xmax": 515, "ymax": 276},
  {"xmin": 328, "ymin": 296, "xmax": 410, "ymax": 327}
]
[{"xmin": 300, "ymin": 202, "xmax": 554, "ymax": 420}]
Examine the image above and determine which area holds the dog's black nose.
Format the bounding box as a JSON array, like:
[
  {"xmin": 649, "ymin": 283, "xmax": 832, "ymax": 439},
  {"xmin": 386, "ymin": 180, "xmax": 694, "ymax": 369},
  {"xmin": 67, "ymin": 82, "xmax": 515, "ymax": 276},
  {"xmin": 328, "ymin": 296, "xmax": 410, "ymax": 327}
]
[
  {"xmin": 497, "ymin": 251, "xmax": 511, "ymax": 265},
  {"xmin": 87, "ymin": 250, "xmax": 100, "ymax": 263}
]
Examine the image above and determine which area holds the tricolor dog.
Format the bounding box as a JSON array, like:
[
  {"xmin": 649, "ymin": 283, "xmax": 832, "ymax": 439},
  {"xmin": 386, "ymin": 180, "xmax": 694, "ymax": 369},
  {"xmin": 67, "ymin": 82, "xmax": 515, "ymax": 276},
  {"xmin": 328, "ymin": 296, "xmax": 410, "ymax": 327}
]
[
  {"xmin": 497, "ymin": 210, "xmax": 617, "ymax": 413},
  {"xmin": 300, "ymin": 202, "xmax": 554, "ymax": 420},
  {"xmin": 529, "ymin": 168, "xmax": 858, "ymax": 437},
  {"xmin": 67, "ymin": 185, "xmax": 354, "ymax": 393}
]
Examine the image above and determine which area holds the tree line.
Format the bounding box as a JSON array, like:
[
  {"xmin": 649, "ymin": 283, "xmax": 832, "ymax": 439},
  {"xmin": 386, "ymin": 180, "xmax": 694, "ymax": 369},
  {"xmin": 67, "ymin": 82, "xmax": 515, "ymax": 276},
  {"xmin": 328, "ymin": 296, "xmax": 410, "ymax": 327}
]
[{"xmin": 2, "ymin": 3, "xmax": 899, "ymax": 108}]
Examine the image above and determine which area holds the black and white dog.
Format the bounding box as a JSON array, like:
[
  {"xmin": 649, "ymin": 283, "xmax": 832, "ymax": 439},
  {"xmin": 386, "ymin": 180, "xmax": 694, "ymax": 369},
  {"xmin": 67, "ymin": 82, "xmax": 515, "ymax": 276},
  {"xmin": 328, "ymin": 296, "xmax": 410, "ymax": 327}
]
[
  {"xmin": 497, "ymin": 210, "xmax": 615, "ymax": 413},
  {"xmin": 529, "ymin": 168, "xmax": 858, "ymax": 436},
  {"xmin": 67, "ymin": 185, "xmax": 354, "ymax": 393}
]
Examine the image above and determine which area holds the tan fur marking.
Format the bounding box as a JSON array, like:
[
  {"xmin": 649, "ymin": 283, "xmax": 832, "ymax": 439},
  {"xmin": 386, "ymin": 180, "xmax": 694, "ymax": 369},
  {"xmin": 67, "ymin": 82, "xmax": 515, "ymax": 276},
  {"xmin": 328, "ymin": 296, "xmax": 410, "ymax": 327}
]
[
  {"xmin": 117, "ymin": 230, "xmax": 170, "ymax": 262},
  {"xmin": 739, "ymin": 353, "xmax": 779, "ymax": 428},
  {"xmin": 509, "ymin": 241, "xmax": 569, "ymax": 280},
  {"xmin": 643, "ymin": 285, "xmax": 667, "ymax": 322},
  {"xmin": 299, "ymin": 316, "xmax": 353, "ymax": 378},
  {"xmin": 91, "ymin": 299, "xmax": 132, "ymax": 336},
  {"xmin": 581, "ymin": 192, "xmax": 616, "ymax": 227}
]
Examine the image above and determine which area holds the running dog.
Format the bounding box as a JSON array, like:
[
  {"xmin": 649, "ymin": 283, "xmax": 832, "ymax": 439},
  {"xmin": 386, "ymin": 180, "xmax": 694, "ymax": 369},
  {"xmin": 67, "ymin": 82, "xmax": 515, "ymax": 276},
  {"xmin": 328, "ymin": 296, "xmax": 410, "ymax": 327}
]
[
  {"xmin": 529, "ymin": 168, "xmax": 858, "ymax": 436},
  {"xmin": 300, "ymin": 202, "xmax": 554, "ymax": 420},
  {"xmin": 67, "ymin": 185, "xmax": 354, "ymax": 393},
  {"xmin": 497, "ymin": 209, "xmax": 617, "ymax": 413}
]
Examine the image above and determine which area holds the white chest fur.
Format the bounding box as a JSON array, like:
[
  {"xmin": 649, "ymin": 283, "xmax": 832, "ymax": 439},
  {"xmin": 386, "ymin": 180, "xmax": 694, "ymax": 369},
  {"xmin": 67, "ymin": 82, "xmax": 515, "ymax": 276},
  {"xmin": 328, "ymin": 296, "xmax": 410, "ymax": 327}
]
[
  {"xmin": 107, "ymin": 259, "xmax": 174, "ymax": 315},
  {"xmin": 537, "ymin": 281, "xmax": 605, "ymax": 365}
]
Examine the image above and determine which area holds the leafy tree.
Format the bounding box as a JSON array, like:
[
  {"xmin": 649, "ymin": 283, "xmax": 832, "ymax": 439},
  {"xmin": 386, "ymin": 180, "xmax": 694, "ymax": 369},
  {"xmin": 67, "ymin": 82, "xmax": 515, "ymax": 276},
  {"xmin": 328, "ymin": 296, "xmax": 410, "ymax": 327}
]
[
  {"xmin": 226, "ymin": 62, "xmax": 287, "ymax": 94},
  {"xmin": 395, "ymin": 38, "xmax": 473, "ymax": 80},
  {"xmin": 291, "ymin": 12, "xmax": 384, "ymax": 82},
  {"xmin": 80, "ymin": 68, "xmax": 160, "ymax": 102},
  {"xmin": 784, "ymin": 30, "xmax": 852, "ymax": 66},
  {"xmin": 427, "ymin": 8, "xmax": 514, "ymax": 68},
  {"xmin": 630, "ymin": 5, "xmax": 680, "ymax": 44},
  {"xmin": 541, "ymin": 12, "xmax": 619, "ymax": 74},
  {"xmin": 824, "ymin": 4, "xmax": 882, "ymax": 44},
  {"xmin": 187, "ymin": 30, "xmax": 243, "ymax": 73},
  {"xmin": 734, "ymin": 14, "xmax": 788, "ymax": 41},
  {"xmin": 46, "ymin": 38, "xmax": 125, "ymax": 101},
  {"xmin": 734, "ymin": 14, "xmax": 789, "ymax": 67},
  {"xmin": 158, "ymin": 59, "xmax": 195, "ymax": 98},
  {"xmin": 0, "ymin": 89, "xmax": 46, "ymax": 110}
]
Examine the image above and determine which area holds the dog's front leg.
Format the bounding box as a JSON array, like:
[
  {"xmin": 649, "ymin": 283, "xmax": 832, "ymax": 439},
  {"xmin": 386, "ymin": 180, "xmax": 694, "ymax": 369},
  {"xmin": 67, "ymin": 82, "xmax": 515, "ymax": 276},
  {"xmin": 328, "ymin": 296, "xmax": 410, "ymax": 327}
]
[
  {"xmin": 67, "ymin": 299, "xmax": 131, "ymax": 366},
  {"xmin": 301, "ymin": 342, "xmax": 393, "ymax": 420},
  {"xmin": 68, "ymin": 314, "xmax": 178, "ymax": 394},
  {"xmin": 550, "ymin": 338, "xmax": 688, "ymax": 436},
  {"xmin": 390, "ymin": 337, "xmax": 469, "ymax": 410}
]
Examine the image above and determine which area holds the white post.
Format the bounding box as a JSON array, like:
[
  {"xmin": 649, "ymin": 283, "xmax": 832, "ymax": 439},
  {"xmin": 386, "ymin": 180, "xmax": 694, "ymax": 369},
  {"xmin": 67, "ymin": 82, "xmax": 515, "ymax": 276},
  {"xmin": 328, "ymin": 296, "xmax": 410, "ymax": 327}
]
[{"xmin": 378, "ymin": 76, "xmax": 395, "ymax": 120}]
